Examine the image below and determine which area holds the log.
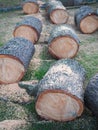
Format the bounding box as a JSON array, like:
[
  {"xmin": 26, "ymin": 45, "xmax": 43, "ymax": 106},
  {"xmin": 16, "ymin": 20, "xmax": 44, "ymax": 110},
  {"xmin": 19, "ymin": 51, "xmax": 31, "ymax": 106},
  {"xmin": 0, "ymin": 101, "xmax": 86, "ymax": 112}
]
[
  {"xmin": 35, "ymin": 59, "xmax": 86, "ymax": 121},
  {"xmin": 13, "ymin": 16, "xmax": 42, "ymax": 44},
  {"xmin": 48, "ymin": 25, "xmax": 80, "ymax": 59},
  {"xmin": 23, "ymin": 0, "xmax": 39, "ymax": 14},
  {"xmin": 75, "ymin": 6, "xmax": 98, "ymax": 34},
  {"xmin": 84, "ymin": 73, "xmax": 98, "ymax": 117},
  {"xmin": 0, "ymin": 37, "xmax": 35, "ymax": 84},
  {"xmin": 46, "ymin": 1, "xmax": 69, "ymax": 24}
]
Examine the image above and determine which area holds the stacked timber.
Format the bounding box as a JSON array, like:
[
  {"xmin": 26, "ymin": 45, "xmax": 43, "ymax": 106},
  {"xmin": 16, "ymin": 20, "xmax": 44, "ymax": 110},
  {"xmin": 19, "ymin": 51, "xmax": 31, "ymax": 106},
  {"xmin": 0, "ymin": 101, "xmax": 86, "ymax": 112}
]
[
  {"xmin": 48, "ymin": 25, "xmax": 80, "ymax": 59},
  {"xmin": 46, "ymin": 1, "xmax": 69, "ymax": 24},
  {"xmin": 34, "ymin": 59, "xmax": 86, "ymax": 121},
  {"xmin": 75, "ymin": 6, "xmax": 98, "ymax": 34},
  {"xmin": 84, "ymin": 73, "xmax": 98, "ymax": 117},
  {"xmin": 13, "ymin": 16, "xmax": 42, "ymax": 44},
  {"xmin": 23, "ymin": 0, "xmax": 39, "ymax": 14},
  {"xmin": 0, "ymin": 37, "xmax": 35, "ymax": 84}
]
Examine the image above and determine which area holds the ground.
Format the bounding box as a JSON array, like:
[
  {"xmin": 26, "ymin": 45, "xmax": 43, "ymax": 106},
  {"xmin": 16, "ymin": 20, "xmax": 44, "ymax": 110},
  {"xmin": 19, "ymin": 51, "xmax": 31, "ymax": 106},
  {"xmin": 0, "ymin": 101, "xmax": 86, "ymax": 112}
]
[{"xmin": 0, "ymin": 1, "xmax": 98, "ymax": 130}]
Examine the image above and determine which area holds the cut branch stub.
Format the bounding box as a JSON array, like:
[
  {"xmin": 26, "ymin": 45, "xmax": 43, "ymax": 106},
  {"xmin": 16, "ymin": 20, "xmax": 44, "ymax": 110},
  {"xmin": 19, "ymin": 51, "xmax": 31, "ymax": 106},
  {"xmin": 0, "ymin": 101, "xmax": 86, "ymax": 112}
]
[
  {"xmin": 48, "ymin": 25, "xmax": 80, "ymax": 59},
  {"xmin": 0, "ymin": 37, "xmax": 35, "ymax": 84},
  {"xmin": 36, "ymin": 59, "xmax": 86, "ymax": 121},
  {"xmin": 84, "ymin": 73, "xmax": 98, "ymax": 117},
  {"xmin": 75, "ymin": 6, "xmax": 98, "ymax": 34},
  {"xmin": 13, "ymin": 16, "xmax": 42, "ymax": 44},
  {"xmin": 46, "ymin": 1, "xmax": 69, "ymax": 24},
  {"xmin": 23, "ymin": 0, "xmax": 39, "ymax": 14}
]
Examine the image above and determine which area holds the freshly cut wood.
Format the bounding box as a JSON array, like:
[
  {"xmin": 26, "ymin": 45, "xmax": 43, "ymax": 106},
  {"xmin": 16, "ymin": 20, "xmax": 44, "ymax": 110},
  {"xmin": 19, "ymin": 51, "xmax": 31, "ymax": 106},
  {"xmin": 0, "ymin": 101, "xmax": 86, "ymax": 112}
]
[
  {"xmin": 75, "ymin": 6, "xmax": 98, "ymax": 34},
  {"xmin": 46, "ymin": 1, "xmax": 69, "ymax": 24},
  {"xmin": 23, "ymin": 0, "xmax": 39, "ymax": 14},
  {"xmin": 84, "ymin": 73, "xmax": 98, "ymax": 117},
  {"xmin": 13, "ymin": 16, "xmax": 42, "ymax": 43},
  {"xmin": 0, "ymin": 37, "xmax": 35, "ymax": 84},
  {"xmin": 48, "ymin": 25, "xmax": 80, "ymax": 59},
  {"xmin": 36, "ymin": 59, "xmax": 86, "ymax": 121}
]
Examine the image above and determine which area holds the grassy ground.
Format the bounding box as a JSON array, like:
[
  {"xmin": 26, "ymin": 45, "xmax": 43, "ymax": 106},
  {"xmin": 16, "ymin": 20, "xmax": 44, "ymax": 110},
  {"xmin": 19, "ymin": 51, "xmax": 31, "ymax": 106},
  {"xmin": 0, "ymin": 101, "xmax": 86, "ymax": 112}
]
[{"xmin": 0, "ymin": 1, "xmax": 98, "ymax": 130}]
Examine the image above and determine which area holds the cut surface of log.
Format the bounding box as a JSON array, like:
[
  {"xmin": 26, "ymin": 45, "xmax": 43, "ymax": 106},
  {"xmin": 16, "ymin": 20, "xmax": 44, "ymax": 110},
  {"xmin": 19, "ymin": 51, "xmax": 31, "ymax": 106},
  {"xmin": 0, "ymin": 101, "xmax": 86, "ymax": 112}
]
[
  {"xmin": 47, "ymin": 1, "xmax": 69, "ymax": 24},
  {"xmin": 75, "ymin": 6, "xmax": 98, "ymax": 34},
  {"xmin": 13, "ymin": 16, "xmax": 42, "ymax": 43},
  {"xmin": 23, "ymin": 0, "xmax": 39, "ymax": 14},
  {"xmin": 84, "ymin": 73, "xmax": 98, "ymax": 117},
  {"xmin": 36, "ymin": 59, "xmax": 86, "ymax": 121},
  {"xmin": 48, "ymin": 25, "xmax": 80, "ymax": 59},
  {"xmin": 0, "ymin": 37, "xmax": 35, "ymax": 84}
]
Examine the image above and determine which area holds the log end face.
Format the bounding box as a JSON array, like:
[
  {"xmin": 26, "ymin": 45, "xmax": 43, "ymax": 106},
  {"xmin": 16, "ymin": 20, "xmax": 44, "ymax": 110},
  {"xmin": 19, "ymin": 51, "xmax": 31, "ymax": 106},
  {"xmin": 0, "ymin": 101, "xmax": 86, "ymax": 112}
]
[
  {"xmin": 13, "ymin": 25, "xmax": 38, "ymax": 43},
  {"xmin": 48, "ymin": 36, "xmax": 79, "ymax": 59},
  {"xmin": 0, "ymin": 55, "xmax": 25, "ymax": 84},
  {"xmin": 23, "ymin": 2, "xmax": 39, "ymax": 14},
  {"xmin": 36, "ymin": 90, "xmax": 84, "ymax": 121}
]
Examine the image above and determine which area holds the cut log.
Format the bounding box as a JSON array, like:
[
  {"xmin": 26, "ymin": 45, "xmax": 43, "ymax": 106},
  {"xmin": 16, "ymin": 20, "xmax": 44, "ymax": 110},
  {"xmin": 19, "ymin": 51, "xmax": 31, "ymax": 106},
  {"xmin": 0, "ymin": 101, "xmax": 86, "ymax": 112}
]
[
  {"xmin": 0, "ymin": 37, "xmax": 35, "ymax": 84},
  {"xmin": 48, "ymin": 25, "xmax": 80, "ymax": 59},
  {"xmin": 36, "ymin": 59, "xmax": 86, "ymax": 121},
  {"xmin": 23, "ymin": 0, "xmax": 39, "ymax": 14},
  {"xmin": 13, "ymin": 16, "xmax": 42, "ymax": 44},
  {"xmin": 84, "ymin": 73, "xmax": 98, "ymax": 117},
  {"xmin": 46, "ymin": 1, "xmax": 69, "ymax": 24},
  {"xmin": 75, "ymin": 6, "xmax": 98, "ymax": 34}
]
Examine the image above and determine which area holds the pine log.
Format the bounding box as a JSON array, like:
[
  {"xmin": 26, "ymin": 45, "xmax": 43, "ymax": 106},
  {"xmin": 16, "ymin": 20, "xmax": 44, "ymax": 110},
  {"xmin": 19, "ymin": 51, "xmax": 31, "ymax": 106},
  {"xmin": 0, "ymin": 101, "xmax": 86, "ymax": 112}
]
[
  {"xmin": 75, "ymin": 6, "xmax": 98, "ymax": 34},
  {"xmin": 48, "ymin": 25, "xmax": 80, "ymax": 59},
  {"xmin": 13, "ymin": 16, "xmax": 42, "ymax": 44},
  {"xmin": 36, "ymin": 59, "xmax": 86, "ymax": 121},
  {"xmin": 84, "ymin": 73, "xmax": 98, "ymax": 117},
  {"xmin": 23, "ymin": 0, "xmax": 39, "ymax": 14},
  {"xmin": 0, "ymin": 37, "xmax": 35, "ymax": 84},
  {"xmin": 46, "ymin": 1, "xmax": 69, "ymax": 24}
]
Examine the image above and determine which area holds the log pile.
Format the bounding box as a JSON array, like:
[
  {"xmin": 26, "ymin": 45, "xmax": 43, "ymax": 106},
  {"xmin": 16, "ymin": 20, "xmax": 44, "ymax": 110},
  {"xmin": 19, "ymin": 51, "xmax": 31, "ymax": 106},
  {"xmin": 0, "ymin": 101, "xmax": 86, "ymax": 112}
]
[
  {"xmin": 19, "ymin": 59, "xmax": 86, "ymax": 121},
  {"xmin": 84, "ymin": 73, "xmax": 98, "ymax": 117},
  {"xmin": 75, "ymin": 6, "xmax": 98, "ymax": 34},
  {"xmin": 23, "ymin": 0, "xmax": 39, "ymax": 14},
  {"xmin": 0, "ymin": 37, "xmax": 35, "ymax": 84},
  {"xmin": 13, "ymin": 16, "xmax": 42, "ymax": 44},
  {"xmin": 48, "ymin": 25, "xmax": 80, "ymax": 59},
  {"xmin": 45, "ymin": 1, "xmax": 69, "ymax": 24}
]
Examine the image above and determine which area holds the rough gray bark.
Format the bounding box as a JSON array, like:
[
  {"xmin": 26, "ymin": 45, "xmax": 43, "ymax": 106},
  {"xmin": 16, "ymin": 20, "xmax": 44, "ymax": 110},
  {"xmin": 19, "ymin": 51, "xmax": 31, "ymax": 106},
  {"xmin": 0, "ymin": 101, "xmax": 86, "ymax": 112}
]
[
  {"xmin": 84, "ymin": 73, "xmax": 98, "ymax": 117},
  {"xmin": 14, "ymin": 16, "xmax": 42, "ymax": 41},
  {"xmin": 0, "ymin": 37, "xmax": 35, "ymax": 70},
  {"xmin": 48, "ymin": 25, "xmax": 80, "ymax": 45},
  {"xmin": 75, "ymin": 6, "xmax": 96, "ymax": 30},
  {"xmin": 37, "ymin": 59, "xmax": 86, "ymax": 101},
  {"xmin": 23, "ymin": 0, "xmax": 38, "ymax": 5}
]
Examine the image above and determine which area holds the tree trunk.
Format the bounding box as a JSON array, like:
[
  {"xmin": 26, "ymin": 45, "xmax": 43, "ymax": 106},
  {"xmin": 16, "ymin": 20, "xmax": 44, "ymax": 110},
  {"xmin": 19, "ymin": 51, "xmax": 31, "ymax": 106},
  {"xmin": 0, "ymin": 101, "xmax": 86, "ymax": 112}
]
[
  {"xmin": 84, "ymin": 73, "xmax": 98, "ymax": 117},
  {"xmin": 75, "ymin": 6, "xmax": 98, "ymax": 34},
  {"xmin": 13, "ymin": 16, "xmax": 42, "ymax": 44},
  {"xmin": 0, "ymin": 37, "xmax": 35, "ymax": 84},
  {"xmin": 48, "ymin": 25, "xmax": 80, "ymax": 59},
  {"xmin": 46, "ymin": 1, "xmax": 69, "ymax": 24},
  {"xmin": 36, "ymin": 59, "xmax": 86, "ymax": 121},
  {"xmin": 23, "ymin": 0, "xmax": 39, "ymax": 14}
]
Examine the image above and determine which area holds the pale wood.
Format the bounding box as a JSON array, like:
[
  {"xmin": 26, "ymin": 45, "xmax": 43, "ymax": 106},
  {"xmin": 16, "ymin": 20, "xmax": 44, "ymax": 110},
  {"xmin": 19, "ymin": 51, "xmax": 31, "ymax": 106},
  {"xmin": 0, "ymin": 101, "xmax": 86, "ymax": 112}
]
[
  {"xmin": 50, "ymin": 9, "xmax": 69, "ymax": 24},
  {"xmin": 49, "ymin": 36, "xmax": 79, "ymax": 59},
  {"xmin": 0, "ymin": 55, "xmax": 25, "ymax": 84},
  {"xmin": 13, "ymin": 25, "xmax": 38, "ymax": 43},
  {"xmin": 80, "ymin": 15, "xmax": 98, "ymax": 34},
  {"xmin": 36, "ymin": 90, "xmax": 83, "ymax": 121},
  {"xmin": 23, "ymin": 2, "xmax": 39, "ymax": 14}
]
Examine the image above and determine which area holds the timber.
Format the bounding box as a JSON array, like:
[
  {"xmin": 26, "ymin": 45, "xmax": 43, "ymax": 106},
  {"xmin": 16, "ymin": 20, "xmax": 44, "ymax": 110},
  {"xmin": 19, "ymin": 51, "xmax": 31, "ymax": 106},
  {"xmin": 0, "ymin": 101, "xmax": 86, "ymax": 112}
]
[
  {"xmin": 75, "ymin": 6, "xmax": 98, "ymax": 34},
  {"xmin": 48, "ymin": 25, "xmax": 80, "ymax": 59},
  {"xmin": 0, "ymin": 37, "xmax": 35, "ymax": 84},
  {"xmin": 35, "ymin": 59, "xmax": 86, "ymax": 121},
  {"xmin": 13, "ymin": 16, "xmax": 42, "ymax": 43},
  {"xmin": 23, "ymin": 0, "xmax": 39, "ymax": 14},
  {"xmin": 84, "ymin": 73, "xmax": 98, "ymax": 117},
  {"xmin": 46, "ymin": 1, "xmax": 69, "ymax": 24}
]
